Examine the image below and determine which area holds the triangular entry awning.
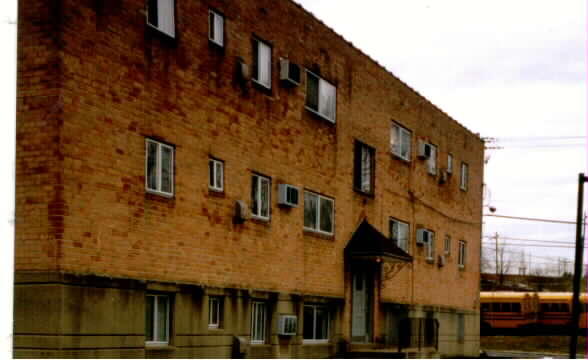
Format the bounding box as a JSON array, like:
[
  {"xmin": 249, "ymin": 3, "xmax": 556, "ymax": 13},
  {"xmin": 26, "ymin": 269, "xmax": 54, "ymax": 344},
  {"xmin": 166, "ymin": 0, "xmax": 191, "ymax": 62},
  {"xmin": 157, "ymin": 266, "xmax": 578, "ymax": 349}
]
[{"xmin": 345, "ymin": 219, "xmax": 413, "ymax": 263}]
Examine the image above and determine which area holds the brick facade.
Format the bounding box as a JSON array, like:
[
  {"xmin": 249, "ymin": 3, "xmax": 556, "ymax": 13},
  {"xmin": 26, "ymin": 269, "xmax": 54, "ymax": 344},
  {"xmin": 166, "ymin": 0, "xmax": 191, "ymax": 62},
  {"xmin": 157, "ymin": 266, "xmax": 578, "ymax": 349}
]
[{"xmin": 15, "ymin": 0, "xmax": 484, "ymax": 358}]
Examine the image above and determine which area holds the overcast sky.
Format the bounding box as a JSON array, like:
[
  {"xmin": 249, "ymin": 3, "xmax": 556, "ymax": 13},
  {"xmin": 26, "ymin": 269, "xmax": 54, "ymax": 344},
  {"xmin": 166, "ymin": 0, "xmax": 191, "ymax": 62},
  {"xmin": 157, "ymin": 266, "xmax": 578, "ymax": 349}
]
[
  {"xmin": 293, "ymin": 0, "xmax": 587, "ymax": 274},
  {"xmin": 0, "ymin": 0, "xmax": 586, "ymax": 354}
]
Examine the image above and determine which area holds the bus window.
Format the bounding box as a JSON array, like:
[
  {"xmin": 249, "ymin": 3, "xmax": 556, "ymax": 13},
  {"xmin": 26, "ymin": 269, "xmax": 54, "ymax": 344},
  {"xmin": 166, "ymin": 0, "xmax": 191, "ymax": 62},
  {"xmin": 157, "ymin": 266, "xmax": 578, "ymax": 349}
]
[
  {"xmin": 481, "ymin": 303, "xmax": 490, "ymax": 312},
  {"xmin": 561, "ymin": 303, "xmax": 570, "ymax": 313},
  {"xmin": 512, "ymin": 303, "xmax": 521, "ymax": 313},
  {"xmin": 492, "ymin": 303, "xmax": 501, "ymax": 312},
  {"xmin": 541, "ymin": 303, "xmax": 550, "ymax": 312},
  {"xmin": 502, "ymin": 303, "xmax": 511, "ymax": 312}
]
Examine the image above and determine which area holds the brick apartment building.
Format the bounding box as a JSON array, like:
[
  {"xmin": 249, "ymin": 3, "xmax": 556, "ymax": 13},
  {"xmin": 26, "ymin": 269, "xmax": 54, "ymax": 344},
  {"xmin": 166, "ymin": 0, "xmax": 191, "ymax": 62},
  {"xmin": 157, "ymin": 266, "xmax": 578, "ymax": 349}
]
[{"xmin": 14, "ymin": 0, "xmax": 484, "ymax": 358}]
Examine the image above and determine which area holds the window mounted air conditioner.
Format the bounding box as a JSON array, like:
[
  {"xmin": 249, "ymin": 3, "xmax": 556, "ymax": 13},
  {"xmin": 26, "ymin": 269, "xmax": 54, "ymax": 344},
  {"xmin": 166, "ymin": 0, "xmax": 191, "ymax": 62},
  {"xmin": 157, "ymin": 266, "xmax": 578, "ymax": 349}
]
[
  {"xmin": 438, "ymin": 255, "xmax": 446, "ymax": 267},
  {"xmin": 279, "ymin": 58, "xmax": 301, "ymax": 87},
  {"xmin": 416, "ymin": 228, "xmax": 431, "ymax": 246},
  {"xmin": 277, "ymin": 315, "xmax": 297, "ymax": 336},
  {"xmin": 278, "ymin": 184, "xmax": 299, "ymax": 207},
  {"xmin": 418, "ymin": 141, "xmax": 432, "ymax": 159},
  {"xmin": 235, "ymin": 200, "xmax": 250, "ymax": 222}
]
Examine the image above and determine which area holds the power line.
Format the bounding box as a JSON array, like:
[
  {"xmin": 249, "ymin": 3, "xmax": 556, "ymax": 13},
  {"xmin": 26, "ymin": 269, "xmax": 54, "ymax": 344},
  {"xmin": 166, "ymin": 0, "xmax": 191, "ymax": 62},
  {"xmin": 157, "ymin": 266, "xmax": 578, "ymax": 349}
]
[
  {"xmin": 482, "ymin": 235, "xmax": 575, "ymax": 245},
  {"xmin": 484, "ymin": 214, "xmax": 578, "ymax": 224}
]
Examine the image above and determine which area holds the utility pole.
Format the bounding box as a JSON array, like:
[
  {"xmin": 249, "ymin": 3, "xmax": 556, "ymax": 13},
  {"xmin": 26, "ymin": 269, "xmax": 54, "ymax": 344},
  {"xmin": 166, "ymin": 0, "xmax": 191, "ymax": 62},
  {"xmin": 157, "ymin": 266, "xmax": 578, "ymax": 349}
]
[{"xmin": 569, "ymin": 173, "xmax": 586, "ymax": 359}]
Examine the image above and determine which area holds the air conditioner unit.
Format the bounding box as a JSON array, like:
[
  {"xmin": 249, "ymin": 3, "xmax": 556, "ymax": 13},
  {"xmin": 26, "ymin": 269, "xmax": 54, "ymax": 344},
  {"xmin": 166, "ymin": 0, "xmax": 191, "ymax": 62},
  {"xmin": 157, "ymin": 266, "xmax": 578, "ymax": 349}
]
[
  {"xmin": 237, "ymin": 61, "xmax": 250, "ymax": 82},
  {"xmin": 235, "ymin": 200, "xmax": 250, "ymax": 222},
  {"xmin": 438, "ymin": 255, "xmax": 446, "ymax": 267},
  {"xmin": 278, "ymin": 184, "xmax": 299, "ymax": 207},
  {"xmin": 279, "ymin": 58, "xmax": 301, "ymax": 86},
  {"xmin": 416, "ymin": 228, "xmax": 431, "ymax": 246},
  {"xmin": 418, "ymin": 141, "xmax": 432, "ymax": 159},
  {"xmin": 277, "ymin": 315, "xmax": 297, "ymax": 336}
]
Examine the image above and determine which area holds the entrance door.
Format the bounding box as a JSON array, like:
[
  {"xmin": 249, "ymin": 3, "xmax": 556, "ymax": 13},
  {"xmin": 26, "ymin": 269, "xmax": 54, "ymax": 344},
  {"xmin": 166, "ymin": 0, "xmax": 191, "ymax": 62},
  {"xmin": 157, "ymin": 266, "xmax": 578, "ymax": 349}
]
[{"xmin": 351, "ymin": 271, "xmax": 372, "ymax": 343}]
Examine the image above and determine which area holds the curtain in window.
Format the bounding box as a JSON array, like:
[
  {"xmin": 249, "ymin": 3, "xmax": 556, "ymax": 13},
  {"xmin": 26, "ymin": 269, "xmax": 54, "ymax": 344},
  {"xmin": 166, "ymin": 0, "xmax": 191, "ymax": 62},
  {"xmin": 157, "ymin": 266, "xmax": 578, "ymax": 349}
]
[
  {"xmin": 256, "ymin": 41, "xmax": 271, "ymax": 88},
  {"xmin": 157, "ymin": 0, "xmax": 175, "ymax": 37},
  {"xmin": 398, "ymin": 222, "xmax": 408, "ymax": 251},
  {"xmin": 319, "ymin": 79, "xmax": 336, "ymax": 121},
  {"xmin": 147, "ymin": 142, "xmax": 158, "ymax": 191},
  {"xmin": 304, "ymin": 192, "xmax": 318, "ymax": 229},
  {"xmin": 260, "ymin": 177, "xmax": 269, "ymax": 218},
  {"xmin": 400, "ymin": 129, "xmax": 410, "ymax": 159},
  {"xmin": 319, "ymin": 197, "xmax": 333, "ymax": 233},
  {"xmin": 160, "ymin": 146, "xmax": 172, "ymax": 193},
  {"xmin": 360, "ymin": 146, "xmax": 371, "ymax": 193},
  {"xmin": 390, "ymin": 126, "xmax": 400, "ymax": 155}
]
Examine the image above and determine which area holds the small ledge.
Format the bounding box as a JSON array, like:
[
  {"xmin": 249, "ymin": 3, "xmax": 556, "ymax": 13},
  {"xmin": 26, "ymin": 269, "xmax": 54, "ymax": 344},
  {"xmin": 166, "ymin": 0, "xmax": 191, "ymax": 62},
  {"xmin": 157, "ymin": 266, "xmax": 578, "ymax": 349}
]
[{"xmin": 303, "ymin": 229, "xmax": 334, "ymax": 241}]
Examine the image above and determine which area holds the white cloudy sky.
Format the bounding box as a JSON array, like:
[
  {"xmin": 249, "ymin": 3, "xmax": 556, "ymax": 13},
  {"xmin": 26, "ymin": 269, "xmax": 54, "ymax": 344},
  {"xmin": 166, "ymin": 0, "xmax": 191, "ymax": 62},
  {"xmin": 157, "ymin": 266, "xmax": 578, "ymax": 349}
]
[
  {"xmin": 0, "ymin": 0, "xmax": 585, "ymax": 354},
  {"xmin": 294, "ymin": 0, "xmax": 587, "ymax": 274}
]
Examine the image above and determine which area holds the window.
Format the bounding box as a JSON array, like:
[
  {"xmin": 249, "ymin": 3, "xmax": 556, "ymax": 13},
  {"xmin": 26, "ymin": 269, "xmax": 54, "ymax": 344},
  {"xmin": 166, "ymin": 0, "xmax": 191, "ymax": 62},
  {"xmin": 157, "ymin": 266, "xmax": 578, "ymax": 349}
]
[
  {"xmin": 354, "ymin": 141, "xmax": 375, "ymax": 195},
  {"xmin": 427, "ymin": 144, "xmax": 437, "ymax": 175},
  {"xmin": 303, "ymin": 305, "xmax": 329, "ymax": 343},
  {"xmin": 145, "ymin": 294, "xmax": 170, "ymax": 345},
  {"xmin": 425, "ymin": 231, "xmax": 435, "ymax": 261},
  {"xmin": 391, "ymin": 123, "xmax": 411, "ymax": 161},
  {"xmin": 460, "ymin": 162, "xmax": 469, "ymax": 191},
  {"xmin": 457, "ymin": 314, "xmax": 464, "ymax": 343},
  {"xmin": 251, "ymin": 174, "xmax": 271, "ymax": 220},
  {"xmin": 447, "ymin": 154, "xmax": 453, "ymax": 174},
  {"xmin": 253, "ymin": 38, "xmax": 271, "ymax": 89},
  {"xmin": 304, "ymin": 191, "xmax": 334, "ymax": 235},
  {"xmin": 444, "ymin": 235, "xmax": 451, "ymax": 256},
  {"xmin": 208, "ymin": 297, "xmax": 223, "ymax": 329},
  {"xmin": 390, "ymin": 219, "xmax": 410, "ymax": 253},
  {"xmin": 306, "ymin": 70, "xmax": 336, "ymax": 123},
  {"xmin": 209, "ymin": 158, "xmax": 224, "ymax": 192},
  {"xmin": 147, "ymin": 0, "xmax": 175, "ymax": 38},
  {"xmin": 251, "ymin": 301, "xmax": 267, "ymax": 344},
  {"xmin": 208, "ymin": 10, "xmax": 224, "ymax": 46},
  {"xmin": 146, "ymin": 139, "xmax": 174, "ymax": 196},
  {"xmin": 458, "ymin": 240, "xmax": 466, "ymax": 268}
]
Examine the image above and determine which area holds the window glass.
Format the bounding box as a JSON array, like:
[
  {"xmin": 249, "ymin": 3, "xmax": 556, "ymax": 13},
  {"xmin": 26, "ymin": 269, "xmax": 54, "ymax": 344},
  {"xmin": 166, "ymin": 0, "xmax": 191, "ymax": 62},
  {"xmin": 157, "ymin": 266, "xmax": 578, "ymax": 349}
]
[
  {"xmin": 260, "ymin": 177, "xmax": 270, "ymax": 218},
  {"xmin": 146, "ymin": 140, "xmax": 173, "ymax": 196},
  {"xmin": 461, "ymin": 163, "xmax": 469, "ymax": 190},
  {"xmin": 400, "ymin": 128, "xmax": 411, "ymax": 159},
  {"xmin": 315, "ymin": 307, "xmax": 329, "ymax": 340},
  {"xmin": 157, "ymin": 296, "xmax": 169, "ymax": 341},
  {"xmin": 306, "ymin": 73, "xmax": 319, "ymax": 111},
  {"xmin": 303, "ymin": 306, "xmax": 314, "ymax": 340},
  {"xmin": 147, "ymin": 141, "xmax": 158, "ymax": 191},
  {"xmin": 254, "ymin": 40, "xmax": 271, "ymax": 88},
  {"xmin": 148, "ymin": 0, "xmax": 175, "ymax": 38},
  {"xmin": 215, "ymin": 162, "xmax": 223, "ymax": 189},
  {"xmin": 251, "ymin": 175, "xmax": 259, "ymax": 216},
  {"xmin": 145, "ymin": 296, "xmax": 154, "ymax": 342},
  {"xmin": 319, "ymin": 197, "xmax": 333, "ymax": 233},
  {"xmin": 209, "ymin": 10, "xmax": 224, "ymax": 46},
  {"xmin": 512, "ymin": 303, "xmax": 521, "ymax": 313},
  {"xmin": 428, "ymin": 144, "xmax": 437, "ymax": 175},
  {"xmin": 304, "ymin": 192, "xmax": 318, "ymax": 229},
  {"xmin": 251, "ymin": 302, "xmax": 266, "ymax": 343},
  {"xmin": 306, "ymin": 71, "xmax": 336, "ymax": 122},
  {"xmin": 160, "ymin": 146, "xmax": 172, "ymax": 193}
]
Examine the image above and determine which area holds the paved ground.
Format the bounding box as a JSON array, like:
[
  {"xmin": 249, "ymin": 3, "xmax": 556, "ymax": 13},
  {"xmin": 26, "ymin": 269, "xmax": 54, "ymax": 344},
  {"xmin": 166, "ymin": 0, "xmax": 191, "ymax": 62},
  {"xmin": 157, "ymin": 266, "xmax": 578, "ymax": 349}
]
[{"xmin": 482, "ymin": 349, "xmax": 585, "ymax": 359}]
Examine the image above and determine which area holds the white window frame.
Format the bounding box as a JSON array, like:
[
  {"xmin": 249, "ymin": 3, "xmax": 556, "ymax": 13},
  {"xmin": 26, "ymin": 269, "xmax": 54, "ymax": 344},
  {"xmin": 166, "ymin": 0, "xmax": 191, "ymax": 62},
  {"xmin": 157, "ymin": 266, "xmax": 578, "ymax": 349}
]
[
  {"xmin": 458, "ymin": 240, "xmax": 466, "ymax": 268},
  {"xmin": 251, "ymin": 174, "xmax": 271, "ymax": 220},
  {"xmin": 145, "ymin": 139, "xmax": 174, "ymax": 197},
  {"xmin": 425, "ymin": 230, "xmax": 435, "ymax": 261},
  {"xmin": 444, "ymin": 235, "xmax": 451, "ymax": 256},
  {"xmin": 303, "ymin": 304, "xmax": 330, "ymax": 344},
  {"xmin": 447, "ymin": 154, "xmax": 453, "ymax": 174},
  {"xmin": 250, "ymin": 301, "xmax": 267, "ymax": 344},
  {"xmin": 303, "ymin": 191, "xmax": 335, "ymax": 236},
  {"xmin": 390, "ymin": 218, "xmax": 410, "ymax": 253},
  {"xmin": 460, "ymin": 162, "xmax": 469, "ymax": 191},
  {"xmin": 208, "ymin": 296, "xmax": 222, "ymax": 329},
  {"xmin": 146, "ymin": 0, "xmax": 176, "ymax": 38},
  {"xmin": 145, "ymin": 294, "xmax": 170, "ymax": 346},
  {"xmin": 391, "ymin": 123, "xmax": 411, "ymax": 161},
  {"xmin": 427, "ymin": 143, "xmax": 437, "ymax": 175},
  {"xmin": 208, "ymin": 158, "xmax": 224, "ymax": 192},
  {"xmin": 208, "ymin": 9, "xmax": 224, "ymax": 47},
  {"xmin": 305, "ymin": 70, "xmax": 337, "ymax": 123},
  {"xmin": 253, "ymin": 38, "xmax": 272, "ymax": 89}
]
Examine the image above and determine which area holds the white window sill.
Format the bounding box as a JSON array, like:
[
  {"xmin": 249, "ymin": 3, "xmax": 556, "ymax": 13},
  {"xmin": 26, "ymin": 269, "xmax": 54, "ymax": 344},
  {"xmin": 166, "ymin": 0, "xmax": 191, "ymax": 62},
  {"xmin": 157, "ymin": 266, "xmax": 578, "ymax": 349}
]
[
  {"xmin": 208, "ymin": 186, "xmax": 224, "ymax": 193},
  {"xmin": 458, "ymin": 264, "xmax": 465, "ymax": 270},
  {"xmin": 252, "ymin": 79, "xmax": 272, "ymax": 90},
  {"xmin": 303, "ymin": 339, "xmax": 329, "ymax": 345},
  {"xmin": 146, "ymin": 188, "xmax": 174, "ymax": 198},
  {"xmin": 305, "ymin": 106, "xmax": 336, "ymax": 124},
  {"xmin": 425, "ymin": 257, "xmax": 435, "ymax": 264},
  {"xmin": 251, "ymin": 215, "xmax": 270, "ymax": 222},
  {"xmin": 145, "ymin": 341, "xmax": 170, "ymax": 347},
  {"xmin": 208, "ymin": 38, "xmax": 224, "ymax": 47},
  {"xmin": 391, "ymin": 152, "xmax": 411, "ymax": 163},
  {"xmin": 303, "ymin": 227, "xmax": 334, "ymax": 237},
  {"xmin": 250, "ymin": 340, "xmax": 265, "ymax": 345}
]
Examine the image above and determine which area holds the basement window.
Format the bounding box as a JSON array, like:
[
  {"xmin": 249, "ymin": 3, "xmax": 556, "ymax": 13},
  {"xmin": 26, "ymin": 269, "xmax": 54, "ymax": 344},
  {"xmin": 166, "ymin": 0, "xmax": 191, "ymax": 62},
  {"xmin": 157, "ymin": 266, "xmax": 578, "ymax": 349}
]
[
  {"xmin": 145, "ymin": 294, "xmax": 171, "ymax": 346},
  {"xmin": 305, "ymin": 70, "xmax": 336, "ymax": 123},
  {"xmin": 303, "ymin": 305, "xmax": 329, "ymax": 343},
  {"xmin": 208, "ymin": 296, "xmax": 223, "ymax": 329},
  {"xmin": 145, "ymin": 139, "xmax": 174, "ymax": 197},
  {"xmin": 147, "ymin": 0, "xmax": 176, "ymax": 38}
]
